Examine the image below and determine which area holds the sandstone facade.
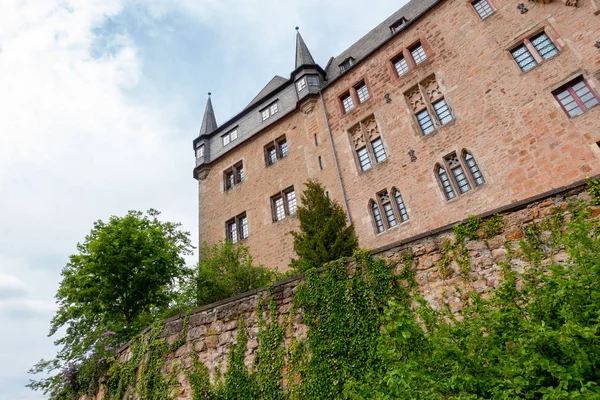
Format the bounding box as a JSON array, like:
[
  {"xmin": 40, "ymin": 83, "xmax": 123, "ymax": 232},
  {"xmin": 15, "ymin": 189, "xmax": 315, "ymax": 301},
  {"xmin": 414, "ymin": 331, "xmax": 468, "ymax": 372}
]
[{"xmin": 193, "ymin": 0, "xmax": 600, "ymax": 272}]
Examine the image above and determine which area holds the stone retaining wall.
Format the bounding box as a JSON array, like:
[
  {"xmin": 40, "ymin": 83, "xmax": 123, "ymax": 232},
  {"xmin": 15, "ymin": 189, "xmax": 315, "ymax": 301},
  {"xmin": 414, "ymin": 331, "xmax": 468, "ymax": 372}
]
[{"xmin": 86, "ymin": 183, "xmax": 595, "ymax": 399}]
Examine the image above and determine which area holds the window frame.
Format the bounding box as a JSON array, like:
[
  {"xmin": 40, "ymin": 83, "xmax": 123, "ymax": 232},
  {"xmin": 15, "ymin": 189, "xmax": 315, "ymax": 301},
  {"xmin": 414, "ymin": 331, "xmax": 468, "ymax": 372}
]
[
  {"xmin": 225, "ymin": 212, "xmax": 248, "ymax": 243},
  {"xmin": 264, "ymin": 136, "xmax": 289, "ymax": 166},
  {"xmin": 222, "ymin": 129, "xmax": 238, "ymax": 147},
  {"xmin": 552, "ymin": 77, "xmax": 600, "ymax": 118},
  {"xmin": 471, "ymin": 0, "xmax": 495, "ymax": 20},
  {"xmin": 406, "ymin": 76, "xmax": 454, "ymax": 137},
  {"xmin": 195, "ymin": 144, "xmax": 204, "ymax": 159},
  {"xmin": 436, "ymin": 150, "xmax": 485, "ymax": 201},
  {"xmin": 223, "ymin": 161, "xmax": 244, "ymax": 191},
  {"xmin": 260, "ymin": 101, "xmax": 279, "ymax": 121},
  {"xmin": 296, "ymin": 77, "xmax": 307, "ymax": 93},
  {"xmin": 271, "ymin": 186, "xmax": 297, "ymax": 222},
  {"xmin": 340, "ymin": 91, "xmax": 355, "ymax": 114},
  {"xmin": 409, "ymin": 42, "xmax": 427, "ymax": 65},
  {"xmin": 370, "ymin": 187, "xmax": 410, "ymax": 234},
  {"xmin": 348, "ymin": 115, "xmax": 387, "ymax": 173},
  {"xmin": 509, "ymin": 28, "xmax": 560, "ymax": 73},
  {"xmin": 354, "ymin": 81, "xmax": 370, "ymax": 104}
]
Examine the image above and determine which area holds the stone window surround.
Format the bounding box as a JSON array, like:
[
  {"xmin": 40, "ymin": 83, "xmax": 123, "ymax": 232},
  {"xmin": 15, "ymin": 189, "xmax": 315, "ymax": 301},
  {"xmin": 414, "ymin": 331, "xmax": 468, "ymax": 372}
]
[
  {"xmin": 469, "ymin": 0, "xmax": 496, "ymax": 20},
  {"xmin": 271, "ymin": 186, "xmax": 297, "ymax": 223},
  {"xmin": 369, "ymin": 187, "xmax": 410, "ymax": 235},
  {"xmin": 546, "ymin": 71, "xmax": 600, "ymax": 119},
  {"xmin": 552, "ymin": 76, "xmax": 600, "ymax": 118},
  {"xmin": 505, "ymin": 23, "xmax": 562, "ymax": 74},
  {"xmin": 225, "ymin": 212, "xmax": 248, "ymax": 243},
  {"xmin": 347, "ymin": 114, "xmax": 388, "ymax": 173},
  {"xmin": 264, "ymin": 135, "xmax": 289, "ymax": 167},
  {"xmin": 388, "ymin": 38, "xmax": 432, "ymax": 81},
  {"xmin": 337, "ymin": 76, "xmax": 373, "ymax": 117},
  {"xmin": 223, "ymin": 161, "xmax": 244, "ymax": 192},
  {"xmin": 435, "ymin": 149, "xmax": 486, "ymax": 202},
  {"xmin": 404, "ymin": 74, "xmax": 456, "ymax": 137}
]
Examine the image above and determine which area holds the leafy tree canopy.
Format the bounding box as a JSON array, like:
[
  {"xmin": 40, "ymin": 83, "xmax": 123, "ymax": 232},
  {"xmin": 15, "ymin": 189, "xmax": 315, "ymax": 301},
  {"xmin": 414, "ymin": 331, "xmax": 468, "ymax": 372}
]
[
  {"xmin": 290, "ymin": 180, "xmax": 358, "ymax": 273},
  {"xmin": 29, "ymin": 209, "xmax": 193, "ymax": 397},
  {"xmin": 183, "ymin": 240, "xmax": 281, "ymax": 308}
]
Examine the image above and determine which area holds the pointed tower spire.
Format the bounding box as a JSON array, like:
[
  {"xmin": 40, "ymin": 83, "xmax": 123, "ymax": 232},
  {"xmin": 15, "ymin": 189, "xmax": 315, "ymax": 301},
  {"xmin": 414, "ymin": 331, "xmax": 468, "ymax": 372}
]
[
  {"xmin": 295, "ymin": 27, "xmax": 316, "ymax": 69},
  {"xmin": 199, "ymin": 92, "xmax": 217, "ymax": 136}
]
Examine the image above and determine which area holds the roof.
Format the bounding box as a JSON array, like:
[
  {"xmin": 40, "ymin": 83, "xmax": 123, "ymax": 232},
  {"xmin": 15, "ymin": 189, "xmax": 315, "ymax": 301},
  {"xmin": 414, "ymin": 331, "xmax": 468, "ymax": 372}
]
[
  {"xmin": 295, "ymin": 30, "xmax": 316, "ymax": 69},
  {"xmin": 246, "ymin": 75, "xmax": 288, "ymax": 108},
  {"xmin": 198, "ymin": 96, "xmax": 217, "ymax": 136},
  {"xmin": 325, "ymin": 0, "xmax": 440, "ymax": 81}
]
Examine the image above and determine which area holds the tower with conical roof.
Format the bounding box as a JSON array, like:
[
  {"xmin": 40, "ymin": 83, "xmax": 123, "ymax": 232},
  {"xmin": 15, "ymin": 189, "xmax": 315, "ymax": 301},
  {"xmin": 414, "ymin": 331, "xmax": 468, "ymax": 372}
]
[
  {"xmin": 291, "ymin": 28, "xmax": 326, "ymax": 101},
  {"xmin": 193, "ymin": 93, "xmax": 217, "ymax": 179}
]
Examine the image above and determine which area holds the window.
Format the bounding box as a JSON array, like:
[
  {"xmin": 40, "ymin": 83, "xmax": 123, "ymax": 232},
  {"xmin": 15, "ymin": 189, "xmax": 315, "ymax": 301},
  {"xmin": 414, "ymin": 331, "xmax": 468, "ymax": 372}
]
[
  {"xmin": 307, "ymin": 75, "xmax": 320, "ymax": 87},
  {"xmin": 349, "ymin": 115, "xmax": 387, "ymax": 172},
  {"xmin": 222, "ymin": 129, "xmax": 238, "ymax": 146},
  {"xmin": 264, "ymin": 136, "xmax": 288, "ymax": 166},
  {"xmin": 406, "ymin": 75, "xmax": 454, "ymax": 136},
  {"xmin": 472, "ymin": 0, "xmax": 494, "ymax": 19},
  {"xmin": 511, "ymin": 44, "xmax": 537, "ymax": 72},
  {"xmin": 271, "ymin": 187, "xmax": 297, "ymax": 222},
  {"xmin": 195, "ymin": 145, "xmax": 204, "ymax": 159},
  {"xmin": 390, "ymin": 17, "xmax": 408, "ymax": 33},
  {"xmin": 339, "ymin": 57, "xmax": 354, "ymax": 73},
  {"xmin": 318, "ymin": 156, "xmax": 324, "ymax": 170},
  {"xmin": 552, "ymin": 77, "xmax": 599, "ymax": 118},
  {"xmin": 510, "ymin": 30, "xmax": 559, "ymax": 72},
  {"xmin": 371, "ymin": 201, "xmax": 385, "ymax": 233},
  {"xmin": 341, "ymin": 92, "xmax": 354, "ymax": 113},
  {"xmin": 226, "ymin": 213, "xmax": 248, "ymax": 243},
  {"xmin": 436, "ymin": 151, "xmax": 485, "ymax": 200},
  {"xmin": 296, "ymin": 78, "xmax": 307, "ymax": 92},
  {"xmin": 393, "ymin": 189, "xmax": 409, "ymax": 222},
  {"xmin": 224, "ymin": 162, "xmax": 244, "ymax": 190},
  {"xmin": 355, "ymin": 82, "xmax": 370, "ymax": 103},
  {"xmin": 410, "ymin": 42, "xmax": 427, "ymax": 65},
  {"xmin": 261, "ymin": 102, "xmax": 279, "ymax": 121},
  {"xmin": 369, "ymin": 188, "xmax": 410, "ymax": 234},
  {"xmin": 393, "ymin": 55, "xmax": 410, "ymax": 77}
]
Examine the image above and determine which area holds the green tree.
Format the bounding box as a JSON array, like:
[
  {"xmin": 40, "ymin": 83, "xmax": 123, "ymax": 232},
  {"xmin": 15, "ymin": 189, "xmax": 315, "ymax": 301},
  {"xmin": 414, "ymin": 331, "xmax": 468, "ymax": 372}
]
[
  {"xmin": 186, "ymin": 240, "xmax": 280, "ymax": 307},
  {"xmin": 28, "ymin": 209, "xmax": 193, "ymax": 398},
  {"xmin": 290, "ymin": 180, "xmax": 358, "ymax": 273}
]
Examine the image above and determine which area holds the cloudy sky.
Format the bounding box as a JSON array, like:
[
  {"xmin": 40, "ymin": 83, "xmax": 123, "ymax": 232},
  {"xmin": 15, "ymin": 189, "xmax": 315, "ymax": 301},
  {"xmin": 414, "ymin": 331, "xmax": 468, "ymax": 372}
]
[{"xmin": 0, "ymin": 0, "xmax": 408, "ymax": 398}]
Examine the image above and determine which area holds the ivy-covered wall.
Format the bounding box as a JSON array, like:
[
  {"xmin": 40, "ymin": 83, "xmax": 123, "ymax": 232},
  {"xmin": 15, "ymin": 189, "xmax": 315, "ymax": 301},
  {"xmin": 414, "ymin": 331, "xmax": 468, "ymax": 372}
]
[{"xmin": 82, "ymin": 184, "xmax": 597, "ymax": 400}]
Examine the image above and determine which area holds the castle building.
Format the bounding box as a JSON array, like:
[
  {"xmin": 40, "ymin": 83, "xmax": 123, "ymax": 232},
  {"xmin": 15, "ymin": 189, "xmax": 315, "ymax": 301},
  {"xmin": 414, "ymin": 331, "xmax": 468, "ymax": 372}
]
[{"xmin": 193, "ymin": 0, "xmax": 600, "ymax": 271}]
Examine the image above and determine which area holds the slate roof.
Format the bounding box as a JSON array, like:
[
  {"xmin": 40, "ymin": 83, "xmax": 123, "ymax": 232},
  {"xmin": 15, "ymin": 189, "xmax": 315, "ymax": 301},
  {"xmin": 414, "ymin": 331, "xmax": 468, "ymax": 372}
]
[
  {"xmin": 246, "ymin": 75, "xmax": 288, "ymax": 108},
  {"xmin": 295, "ymin": 30, "xmax": 316, "ymax": 69},
  {"xmin": 325, "ymin": 0, "xmax": 440, "ymax": 81},
  {"xmin": 198, "ymin": 96, "xmax": 217, "ymax": 136}
]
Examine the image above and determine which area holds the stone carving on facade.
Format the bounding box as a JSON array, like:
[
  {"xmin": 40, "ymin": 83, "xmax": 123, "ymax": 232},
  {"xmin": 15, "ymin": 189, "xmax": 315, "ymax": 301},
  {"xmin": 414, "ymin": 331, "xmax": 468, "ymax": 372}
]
[
  {"xmin": 406, "ymin": 86, "xmax": 425, "ymax": 112},
  {"xmin": 423, "ymin": 76, "xmax": 442, "ymax": 102},
  {"xmin": 300, "ymin": 99, "xmax": 317, "ymax": 114},
  {"xmin": 196, "ymin": 167, "xmax": 211, "ymax": 181},
  {"xmin": 362, "ymin": 116, "xmax": 379, "ymax": 140},
  {"xmin": 349, "ymin": 123, "xmax": 365, "ymax": 149}
]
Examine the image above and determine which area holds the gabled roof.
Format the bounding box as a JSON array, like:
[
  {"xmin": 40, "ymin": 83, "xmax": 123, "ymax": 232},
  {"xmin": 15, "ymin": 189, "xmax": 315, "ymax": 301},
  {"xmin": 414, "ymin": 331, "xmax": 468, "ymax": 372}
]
[
  {"xmin": 199, "ymin": 95, "xmax": 217, "ymax": 137},
  {"xmin": 325, "ymin": 0, "xmax": 440, "ymax": 81},
  {"xmin": 246, "ymin": 75, "xmax": 289, "ymax": 109},
  {"xmin": 295, "ymin": 30, "xmax": 316, "ymax": 68}
]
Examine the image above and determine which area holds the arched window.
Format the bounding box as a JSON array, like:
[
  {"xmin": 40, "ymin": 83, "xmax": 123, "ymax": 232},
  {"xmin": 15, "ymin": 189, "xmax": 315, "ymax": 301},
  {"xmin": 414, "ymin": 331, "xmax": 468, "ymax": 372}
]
[
  {"xmin": 464, "ymin": 152, "xmax": 485, "ymax": 187},
  {"xmin": 393, "ymin": 189, "xmax": 409, "ymax": 222},
  {"xmin": 437, "ymin": 165, "xmax": 456, "ymax": 200},
  {"xmin": 371, "ymin": 201, "xmax": 385, "ymax": 234},
  {"xmin": 378, "ymin": 191, "xmax": 397, "ymax": 228}
]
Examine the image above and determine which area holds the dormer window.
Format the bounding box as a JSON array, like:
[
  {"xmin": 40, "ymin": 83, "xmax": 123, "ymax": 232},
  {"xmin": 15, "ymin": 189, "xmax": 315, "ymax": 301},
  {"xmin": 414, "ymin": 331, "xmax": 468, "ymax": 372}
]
[
  {"xmin": 339, "ymin": 58, "xmax": 354, "ymax": 73},
  {"xmin": 390, "ymin": 17, "xmax": 408, "ymax": 34},
  {"xmin": 222, "ymin": 129, "xmax": 238, "ymax": 147},
  {"xmin": 195, "ymin": 145, "xmax": 204, "ymax": 159},
  {"xmin": 261, "ymin": 101, "xmax": 279, "ymax": 121}
]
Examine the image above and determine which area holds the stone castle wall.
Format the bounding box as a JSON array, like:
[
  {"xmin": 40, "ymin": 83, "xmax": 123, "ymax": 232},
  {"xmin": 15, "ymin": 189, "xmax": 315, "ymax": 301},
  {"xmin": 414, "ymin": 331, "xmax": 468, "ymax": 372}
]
[
  {"xmin": 196, "ymin": 0, "xmax": 600, "ymax": 272},
  {"xmin": 85, "ymin": 182, "xmax": 595, "ymax": 399}
]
